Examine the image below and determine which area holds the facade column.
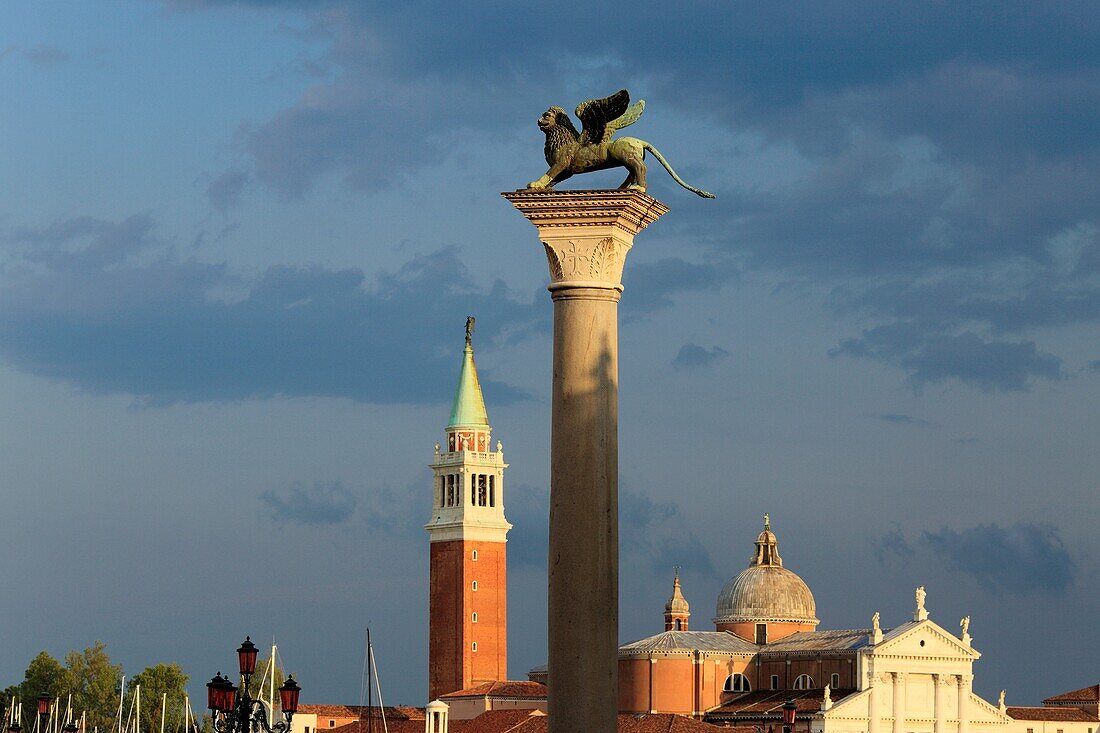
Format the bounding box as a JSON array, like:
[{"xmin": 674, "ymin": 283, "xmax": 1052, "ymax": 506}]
[
  {"xmin": 867, "ymin": 674, "xmax": 880, "ymax": 733},
  {"xmin": 892, "ymin": 672, "xmax": 906, "ymax": 733},
  {"xmin": 957, "ymin": 675, "xmax": 970, "ymax": 733},
  {"xmin": 504, "ymin": 189, "xmax": 668, "ymax": 733},
  {"xmin": 934, "ymin": 675, "xmax": 946, "ymax": 733}
]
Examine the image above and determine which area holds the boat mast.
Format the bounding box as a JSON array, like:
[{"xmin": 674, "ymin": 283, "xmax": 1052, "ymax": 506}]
[{"xmin": 366, "ymin": 628, "xmax": 372, "ymax": 733}]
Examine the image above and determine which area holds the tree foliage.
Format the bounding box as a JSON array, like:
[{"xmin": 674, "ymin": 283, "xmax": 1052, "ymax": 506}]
[
  {"xmin": 126, "ymin": 665, "xmax": 188, "ymax": 733},
  {"xmin": 65, "ymin": 643, "xmax": 123, "ymax": 733},
  {"xmin": 3, "ymin": 652, "xmax": 72, "ymax": 726}
]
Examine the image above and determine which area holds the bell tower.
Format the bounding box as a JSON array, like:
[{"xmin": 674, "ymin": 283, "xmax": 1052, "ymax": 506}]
[
  {"xmin": 426, "ymin": 318, "xmax": 511, "ymax": 700},
  {"xmin": 664, "ymin": 569, "xmax": 690, "ymax": 631}
]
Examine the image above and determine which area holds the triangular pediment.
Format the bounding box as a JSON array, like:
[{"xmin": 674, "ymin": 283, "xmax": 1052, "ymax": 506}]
[{"xmin": 874, "ymin": 620, "xmax": 979, "ymax": 659}]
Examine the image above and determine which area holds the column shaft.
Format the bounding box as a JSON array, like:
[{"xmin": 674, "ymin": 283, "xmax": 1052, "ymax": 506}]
[
  {"xmin": 868, "ymin": 681, "xmax": 879, "ymax": 733},
  {"xmin": 934, "ymin": 676, "xmax": 945, "ymax": 733},
  {"xmin": 549, "ymin": 288, "xmax": 620, "ymax": 732},
  {"xmin": 957, "ymin": 676, "xmax": 969, "ymax": 733},
  {"xmin": 893, "ymin": 673, "xmax": 905, "ymax": 733}
]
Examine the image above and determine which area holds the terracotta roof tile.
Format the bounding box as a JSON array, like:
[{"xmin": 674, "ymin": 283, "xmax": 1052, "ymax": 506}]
[
  {"xmin": 449, "ymin": 710, "xmax": 546, "ymax": 733},
  {"xmin": 616, "ymin": 713, "xmax": 725, "ymax": 731},
  {"xmin": 707, "ymin": 689, "xmax": 856, "ymax": 717},
  {"xmin": 297, "ymin": 705, "xmax": 423, "ymax": 720},
  {"xmin": 340, "ymin": 723, "xmax": 423, "ymax": 733},
  {"xmin": 448, "ymin": 711, "xmax": 723, "ymax": 732},
  {"xmin": 1043, "ymin": 685, "xmax": 1100, "ymax": 704},
  {"xmin": 440, "ymin": 680, "xmax": 548, "ymax": 699},
  {"xmin": 1007, "ymin": 707, "xmax": 1097, "ymax": 722},
  {"xmin": 619, "ymin": 631, "xmax": 759, "ymax": 655}
]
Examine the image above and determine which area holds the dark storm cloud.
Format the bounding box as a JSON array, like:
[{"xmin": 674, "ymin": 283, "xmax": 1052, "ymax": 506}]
[
  {"xmin": 621, "ymin": 258, "xmax": 735, "ymax": 317},
  {"xmin": 831, "ymin": 324, "xmax": 1063, "ymax": 393},
  {"xmin": 187, "ymin": 2, "xmax": 1100, "ymax": 392},
  {"xmin": 672, "ymin": 343, "xmax": 729, "ymax": 370},
  {"xmin": 206, "ymin": 169, "xmax": 250, "ymax": 213},
  {"xmin": 1, "ymin": 45, "xmax": 71, "ymax": 68},
  {"xmin": 507, "ymin": 485, "xmax": 714, "ymax": 577},
  {"xmin": 260, "ymin": 480, "xmax": 357, "ymax": 524},
  {"xmin": 0, "ymin": 216, "xmax": 541, "ymax": 405},
  {"xmin": 872, "ymin": 414, "xmax": 932, "ymax": 428},
  {"xmin": 871, "ymin": 525, "xmax": 914, "ymax": 564},
  {"xmin": 620, "ymin": 492, "xmax": 716, "ymax": 577},
  {"xmin": 920, "ymin": 523, "xmax": 1076, "ymax": 595}
]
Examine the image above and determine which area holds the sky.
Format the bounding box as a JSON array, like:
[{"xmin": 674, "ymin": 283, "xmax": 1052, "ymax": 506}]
[{"xmin": 2, "ymin": 0, "xmax": 1099, "ymax": 710}]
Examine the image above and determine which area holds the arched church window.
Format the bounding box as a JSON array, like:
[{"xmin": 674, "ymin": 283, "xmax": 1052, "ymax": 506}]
[
  {"xmin": 831, "ymin": 673, "xmax": 840, "ymax": 688},
  {"xmin": 675, "ymin": 619, "xmax": 682, "ymax": 630},
  {"xmin": 794, "ymin": 674, "xmax": 814, "ymax": 690},
  {"xmin": 724, "ymin": 673, "xmax": 751, "ymax": 693},
  {"xmin": 489, "ymin": 475, "xmax": 495, "ymax": 507}
]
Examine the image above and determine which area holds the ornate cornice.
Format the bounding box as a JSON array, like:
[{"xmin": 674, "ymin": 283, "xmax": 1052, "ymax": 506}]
[{"xmin": 502, "ymin": 189, "xmax": 669, "ymax": 234}]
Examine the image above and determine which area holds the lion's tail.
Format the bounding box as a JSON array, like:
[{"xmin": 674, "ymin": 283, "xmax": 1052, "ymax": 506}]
[{"xmin": 642, "ymin": 142, "xmax": 716, "ymax": 198}]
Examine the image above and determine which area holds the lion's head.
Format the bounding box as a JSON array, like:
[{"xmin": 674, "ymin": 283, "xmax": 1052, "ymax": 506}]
[
  {"xmin": 538, "ymin": 106, "xmax": 579, "ymax": 137},
  {"xmin": 537, "ymin": 107, "xmax": 579, "ymax": 166},
  {"xmin": 537, "ymin": 106, "xmax": 568, "ymax": 130}
]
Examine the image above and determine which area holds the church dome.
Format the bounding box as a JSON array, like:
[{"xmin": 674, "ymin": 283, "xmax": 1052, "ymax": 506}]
[{"xmin": 714, "ymin": 517, "xmax": 819, "ymax": 626}]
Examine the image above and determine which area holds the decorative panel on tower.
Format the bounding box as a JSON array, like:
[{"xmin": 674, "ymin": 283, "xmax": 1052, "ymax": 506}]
[{"xmin": 425, "ymin": 319, "xmax": 511, "ymax": 701}]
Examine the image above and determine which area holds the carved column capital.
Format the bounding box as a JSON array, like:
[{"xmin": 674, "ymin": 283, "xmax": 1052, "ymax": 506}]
[{"xmin": 503, "ymin": 189, "xmax": 668, "ymax": 295}]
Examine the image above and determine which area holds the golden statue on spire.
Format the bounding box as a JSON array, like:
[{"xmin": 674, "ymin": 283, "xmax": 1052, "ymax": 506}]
[{"xmin": 465, "ymin": 315, "xmax": 475, "ymax": 347}]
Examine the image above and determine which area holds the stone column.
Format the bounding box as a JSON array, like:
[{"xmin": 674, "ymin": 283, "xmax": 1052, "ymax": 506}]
[
  {"xmin": 867, "ymin": 673, "xmax": 880, "ymax": 733},
  {"xmin": 934, "ymin": 674, "xmax": 947, "ymax": 733},
  {"xmin": 503, "ymin": 189, "xmax": 669, "ymax": 733},
  {"xmin": 957, "ymin": 675, "xmax": 970, "ymax": 733},
  {"xmin": 892, "ymin": 673, "xmax": 906, "ymax": 733}
]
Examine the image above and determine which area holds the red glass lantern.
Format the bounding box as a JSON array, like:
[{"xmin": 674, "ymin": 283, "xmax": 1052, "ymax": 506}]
[
  {"xmin": 782, "ymin": 700, "xmax": 797, "ymax": 726},
  {"xmin": 207, "ymin": 673, "xmax": 232, "ymax": 712},
  {"xmin": 237, "ymin": 637, "xmax": 259, "ymax": 677},
  {"xmin": 37, "ymin": 694, "xmax": 54, "ymax": 718},
  {"xmin": 278, "ymin": 676, "xmax": 301, "ymax": 715},
  {"xmin": 209, "ymin": 669, "xmax": 228, "ymax": 708},
  {"xmin": 223, "ymin": 680, "xmax": 238, "ymax": 712}
]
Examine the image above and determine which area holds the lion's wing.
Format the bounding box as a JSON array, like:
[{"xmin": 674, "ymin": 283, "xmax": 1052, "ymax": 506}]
[
  {"xmin": 606, "ymin": 99, "xmax": 645, "ymax": 140},
  {"xmin": 575, "ymin": 89, "xmax": 631, "ymax": 146}
]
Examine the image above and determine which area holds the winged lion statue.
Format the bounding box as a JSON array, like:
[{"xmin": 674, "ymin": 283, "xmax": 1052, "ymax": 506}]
[{"xmin": 526, "ymin": 89, "xmax": 715, "ymax": 198}]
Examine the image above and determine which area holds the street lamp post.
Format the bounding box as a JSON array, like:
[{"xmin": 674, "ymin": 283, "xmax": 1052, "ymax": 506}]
[
  {"xmin": 27, "ymin": 692, "xmax": 78, "ymax": 733},
  {"xmin": 782, "ymin": 699, "xmax": 798, "ymax": 733},
  {"xmin": 206, "ymin": 637, "xmax": 301, "ymax": 733}
]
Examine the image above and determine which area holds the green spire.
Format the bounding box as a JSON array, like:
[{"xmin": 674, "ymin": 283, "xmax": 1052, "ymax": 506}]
[{"xmin": 448, "ymin": 318, "xmax": 489, "ymax": 428}]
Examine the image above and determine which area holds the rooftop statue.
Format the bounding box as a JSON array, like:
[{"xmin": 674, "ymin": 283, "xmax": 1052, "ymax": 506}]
[{"xmin": 526, "ymin": 89, "xmax": 716, "ymax": 198}]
